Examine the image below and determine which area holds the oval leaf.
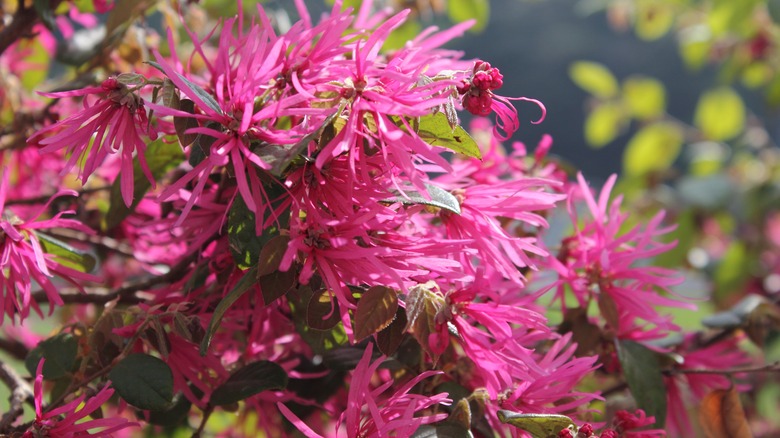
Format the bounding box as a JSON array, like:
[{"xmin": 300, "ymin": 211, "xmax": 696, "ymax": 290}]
[
  {"xmin": 174, "ymin": 99, "xmax": 200, "ymax": 146},
  {"xmin": 25, "ymin": 333, "xmax": 78, "ymax": 380},
  {"xmin": 259, "ymin": 268, "xmax": 297, "ymax": 305},
  {"xmin": 616, "ymin": 340, "xmax": 667, "ymax": 428},
  {"xmin": 376, "ymin": 307, "xmax": 408, "ymax": 356},
  {"xmin": 623, "ymin": 76, "xmax": 666, "ymax": 120},
  {"xmin": 569, "ymin": 61, "xmax": 619, "ymax": 99},
  {"xmin": 389, "ymin": 183, "xmax": 462, "ymax": 215},
  {"xmin": 307, "ymin": 289, "xmax": 342, "ymax": 331},
  {"xmin": 109, "ymin": 353, "xmax": 174, "ymax": 411},
  {"xmin": 37, "ymin": 233, "xmax": 96, "ymax": 273},
  {"xmin": 353, "ymin": 286, "xmax": 399, "ymax": 341},
  {"xmin": 623, "ymin": 122, "xmax": 683, "ymax": 176},
  {"xmin": 416, "ymin": 113, "xmax": 481, "ymax": 159},
  {"xmin": 584, "ymin": 102, "xmax": 624, "ymax": 148},
  {"xmin": 694, "ymin": 87, "xmax": 745, "ymax": 141},
  {"xmin": 497, "ymin": 410, "xmax": 575, "ymax": 438},
  {"xmin": 210, "ymin": 361, "xmax": 288, "ymax": 406},
  {"xmin": 257, "ymin": 235, "xmax": 291, "ymax": 277}
]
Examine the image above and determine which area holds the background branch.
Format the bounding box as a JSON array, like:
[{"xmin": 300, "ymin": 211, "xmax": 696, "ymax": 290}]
[{"xmin": 0, "ymin": 359, "xmax": 34, "ymax": 430}]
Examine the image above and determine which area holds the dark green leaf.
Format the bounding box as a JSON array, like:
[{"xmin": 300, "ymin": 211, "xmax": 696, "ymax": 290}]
[
  {"xmin": 354, "ymin": 286, "xmax": 398, "ymax": 341},
  {"xmin": 616, "ymin": 340, "xmax": 667, "ymax": 427},
  {"xmin": 25, "ymin": 333, "xmax": 78, "ymax": 380},
  {"xmin": 34, "ymin": 0, "xmax": 57, "ymax": 30},
  {"xmin": 147, "ymin": 393, "xmax": 192, "ymax": 426},
  {"xmin": 104, "ymin": 138, "xmax": 185, "ymax": 230},
  {"xmin": 307, "ymin": 289, "xmax": 342, "ymax": 331},
  {"xmin": 376, "ymin": 307, "xmax": 407, "ymax": 356},
  {"xmin": 174, "ymin": 99, "xmax": 199, "ymax": 146},
  {"xmin": 210, "ymin": 361, "xmax": 288, "ymax": 406},
  {"xmin": 388, "ymin": 183, "xmax": 461, "ymax": 215},
  {"xmin": 416, "ymin": 113, "xmax": 480, "ymax": 159},
  {"xmin": 200, "ymin": 267, "xmax": 258, "ymax": 355},
  {"xmin": 412, "ymin": 423, "xmax": 473, "ymax": 438},
  {"xmin": 37, "ymin": 233, "xmax": 96, "ymax": 273},
  {"xmin": 227, "ymin": 182, "xmax": 288, "ymax": 269},
  {"xmin": 109, "ymin": 353, "xmax": 174, "ymax": 411}
]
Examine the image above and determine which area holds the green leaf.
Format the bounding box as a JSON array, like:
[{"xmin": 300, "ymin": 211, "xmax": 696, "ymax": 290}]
[
  {"xmin": 37, "ymin": 233, "xmax": 96, "ymax": 273},
  {"xmin": 104, "ymin": 138, "xmax": 185, "ymax": 230},
  {"xmin": 376, "ymin": 307, "xmax": 407, "ymax": 356},
  {"xmin": 147, "ymin": 394, "xmax": 192, "ymax": 426},
  {"xmin": 353, "ymin": 286, "xmax": 399, "ymax": 341},
  {"xmin": 227, "ymin": 181, "xmax": 288, "ymax": 270},
  {"xmin": 388, "ymin": 183, "xmax": 462, "ymax": 215},
  {"xmin": 622, "ymin": 76, "xmax": 666, "ymax": 120},
  {"xmin": 145, "ymin": 61, "xmax": 223, "ymax": 115},
  {"xmin": 569, "ymin": 61, "xmax": 619, "ymax": 99},
  {"xmin": 290, "ymin": 285, "xmax": 348, "ymax": 355},
  {"xmin": 256, "ymin": 111, "xmax": 340, "ymax": 177},
  {"xmin": 34, "ymin": 0, "xmax": 57, "ymax": 30},
  {"xmin": 210, "ymin": 361, "xmax": 288, "ymax": 406},
  {"xmin": 200, "ymin": 267, "xmax": 258, "ymax": 355},
  {"xmin": 497, "ymin": 410, "xmax": 574, "ymax": 438},
  {"xmin": 584, "ymin": 102, "xmax": 624, "ymax": 148},
  {"xmin": 416, "ymin": 113, "xmax": 481, "ymax": 159},
  {"xmin": 616, "ymin": 340, "xmax": 667, "ymax": 427},
  {"xmin": 694, "ymin": 87, "xmax": 745, "ymax": 141},
  {"xmin": 447, "ymin": 0, "xmax": 490, "ymax": 33},
  {"xmin": 25, "ymin": 333, "xmax": 78, "ymax": 380},
  {"xmin": 623, "ymin": 122, "xmax": 683, "ymax": 176},
  {"xmin": 109, "ymin": 353, "xmax": 174, "ymax": 411},
  {"xmin": 412, "ymin": 423, "xmax": 473, "ymax": 438},
  {"xmin": 383, "ymin": 20, "xmax": 422, "ymax": 51}
]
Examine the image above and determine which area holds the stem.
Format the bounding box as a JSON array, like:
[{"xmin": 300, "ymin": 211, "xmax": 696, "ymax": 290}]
[
  {"xmin": 0, "ymin": 359, "xmax": 35, "ymax": 430},
  {"xmin": 193, "ymin": 406, "xmax": 214, "ymax": 438}
]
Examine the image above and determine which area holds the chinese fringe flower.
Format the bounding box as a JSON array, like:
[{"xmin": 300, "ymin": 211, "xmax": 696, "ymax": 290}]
[
  {"xmin": 0, "ymin": 172, "xmax": 97, "ymax": 324},
  {"xmin": 29, "ymin": 78, "xmax": 155, "ymax": 206},
  {"xmin": 24, "ymin": 359, "xmax": 137, "ymax": 437}
]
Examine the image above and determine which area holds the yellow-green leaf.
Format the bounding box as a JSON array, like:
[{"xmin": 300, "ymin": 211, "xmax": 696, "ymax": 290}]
[
  {"xmin": 623, "ymin": 122, "xmax": 683, "ymax": 176},
  {"xmin": 635, "ymin": 0, "xmax": 675, "ymax": 41},
  {"xmin": 569, "ymin": 61, "xmax": 619, "ymax": 99},
  {"xmin": 622, "ymin": 76, "xmax": 666, "ymax": 120},
  {"xmin": 497, "ymin": 410, "xmax": 575, "ymax": 438},
  {"xmin": 416, "ymin": 113, "xmax": 481, "ymax": 159},
  {"xmin": 584, "ymin": 102, "xmax": 624, "ymax": 148},
  {"xmin": 694, "ymin": 87, "xmax": 745, "ymax": 141},
  {"xmin": 448, "ymin": 0, "xmax": 490, "ymax": 33}
]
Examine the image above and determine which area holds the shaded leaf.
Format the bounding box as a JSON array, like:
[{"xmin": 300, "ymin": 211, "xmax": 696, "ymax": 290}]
[
  {"xmin": 558, "ymin": 307, "xmax": 602, "ymax": 356},
  {"xmin": 405, "ymin": 282, "xmax": 446, "ymax": 361},
  {"xmin": 307, "ymin": 289, "xmax": 342, "ymax": 331},
  {"xmin": 616, "ymin": 339, "xmax": 667, "ymax": 427},
  {"xmin": 258, "ymin": 268, "xmax": 297, "ymax": 305},
  {"xmin": 104, "ymin": 138, "xmax": 185, "ymax": 229},
  {"xmin": 210, "ymin": 361, "xmax": 288, "ymax": 406},
  {"xmin": 257, "ymin": 235, "xmax": 290, "ymax": 277},
  {"xmin": 497, "ymin": 410, "xmax": 574, "ymax": 438},
  {"xmin": 227, "ymin": 182, "xmax": 288, "ymax": 270},
  {"xmin": 174, "ymin": 99, "xmax": 199, "ymax": 146},
  {"xmin": 109, "ymin": 353, "xmax": 174, "ymax": 411},
  {"xmin": 200, "ymin": 267, "xmax": 258, "ymax": 355},
  {"xmin": 354, "ymin": 286, "xmax": 398, "ymax": 341},
  {"xmin": 25, "ymin": 333, "xmax": 78, "ymax": 380},
  {"xmin": 37, "ymin": 233, "xmax": 96, "ymax": 273},
  {"xmin": 290, "ymin": 285, "xmax": 348, "ymax": 355},
  {"xmin": 412, "ymin": 423, "xmax": 473, "ymax": 438},
  {"xmin": 256, "ymin": 111, "xmax": 340, "ymax": 177},
  {"xmin": 376, "ymin": 307, "xmax": 407, "ymax": 356},
  {"xmin": 694, "ymin": 88, "xmax": 745, "ymax": 141},
  {"xmin": 699, "ymin": 387, "xmax": 753, "ymax": 438},
  {"xmin": 417, "ymin": 113, "xmax": 481, "ymax": 159},
  {"xmin": 147, "ymin": 393, "xmax": 192, "ymax": 426},
  {"xmin": 570, "ymin": 61, "xmax": 619, "ymax": 99}
]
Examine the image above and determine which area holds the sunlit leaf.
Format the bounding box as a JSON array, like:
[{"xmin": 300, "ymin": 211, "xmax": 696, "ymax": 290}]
[
  {"xmin": 497, "ymin": 410, "xmax": 574, "ymax": 438},
  {"xmin": 635, "ymin": 0, "xmax": 674, "ymax": 41},
  {"xmin": 622, "ymin": 76, "xmax": 665, "ymax": 120},
  {"xmin": 37, "ymin": 233, "xmax": 96, "ymax": 273},
  {"xmin": 569, "ymin": 61, "xmax": 619, "ymax": 99},
  {"xmin": 694, "ymin": 88, "xmax": 745, "ymax": 141},
  {"xmin": 623, "ymin": 122, "xmax": 683, "ymax": 176},
  {"xmin": 416, "ymin": 113, "xmax": 481, "ymax": 159},
  {"xmin": 353, "ymin": 286, "xmax": 398, "ymax": 341},
  {"xmin": 387, "ymin": 183, "xmax": 462, "ymax": 215},
  {"xmin": 584, "ymin": 102, "xmax": 624, "ymax": 148},
  {"xmin": 447, "ymin": 0, "xmax": 490, "ymax": 33}
]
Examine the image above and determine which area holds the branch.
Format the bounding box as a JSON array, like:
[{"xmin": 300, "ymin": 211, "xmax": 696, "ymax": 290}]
[
  {"xmin": 0, "ymin": 359, "xmax": 34, "ymax": 430},
  {"xmin": 0, "ymin": 0, "xmax": 63, "ymax": 57},
  {"xmin": 665, "ymin": 361, "xmax": 780, "ymax": 376},
  {"xmin": 0, "ymin": 337, "xmax": 29, "ymax": 361},
  {"xmin": 5, "ymin": 186, "xmax": 112, "ymax": 206}
]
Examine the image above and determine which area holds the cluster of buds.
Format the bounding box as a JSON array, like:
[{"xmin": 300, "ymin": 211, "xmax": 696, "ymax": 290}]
[{"xmin": 457, "ymin": 61, "xmax": 504, "ymax": 116}]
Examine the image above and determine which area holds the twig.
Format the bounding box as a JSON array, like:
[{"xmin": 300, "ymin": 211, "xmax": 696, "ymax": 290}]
[
  {"xmin": 0, "ymin": 337, "xmax": 29, "ymax": 361},
  {"xmin": 5, "ymin": 186, "xmax": 112, "ymax": 206},
  {"xmin": 0, "ymin": 359, "xmax": 35, "ymax": 430},
  {"xmin": 664, "ymin": 361, "xmax": 780, "ymax": 376}
]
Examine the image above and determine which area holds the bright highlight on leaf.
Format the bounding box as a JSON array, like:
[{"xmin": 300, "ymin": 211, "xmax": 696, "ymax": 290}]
[
  {"xmin": 623, "ymin": 122, "xmax": 683, "ymax": 176},
  {"xmin": 694, "ymin": 87, "xmax": 745, "ymax": 141},
  {"xmin": 570, "ymin": 61, "xmax": 619, "ymax": 99}
]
